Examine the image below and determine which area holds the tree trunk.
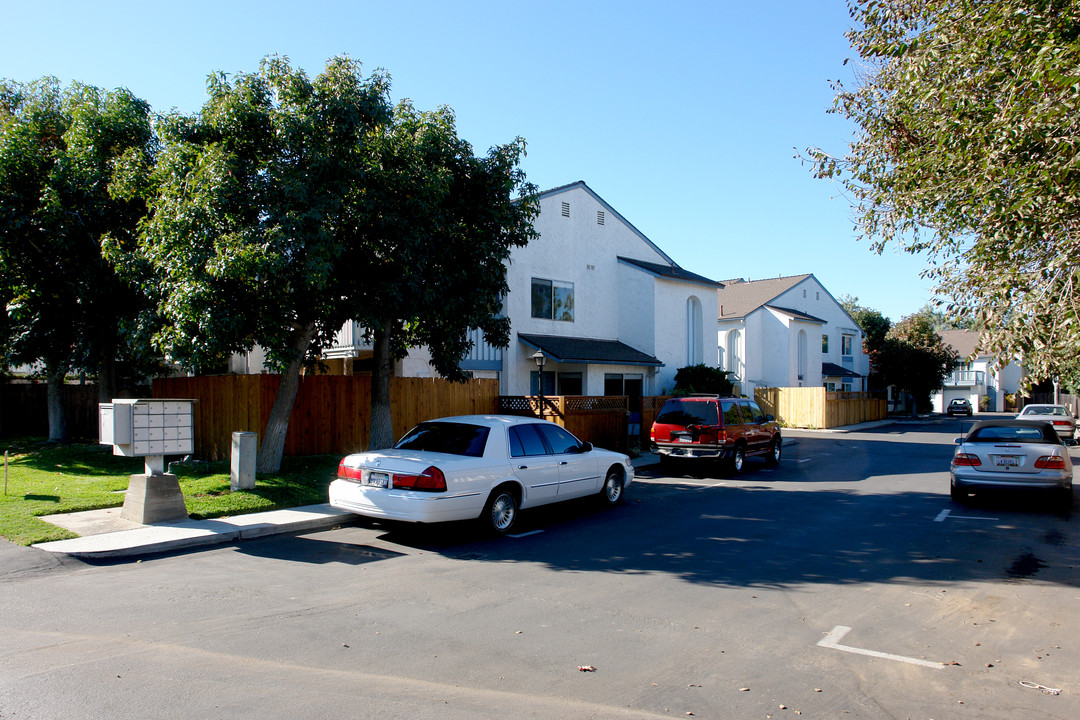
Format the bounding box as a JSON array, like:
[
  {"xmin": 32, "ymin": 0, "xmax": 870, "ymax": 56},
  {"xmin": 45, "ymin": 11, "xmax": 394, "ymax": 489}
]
[
  {"xmin": 46, "ymin": 362, "xmax": 68, "ymax": 443},
  {"xmin": 255, "ymin": 322, "xmax": 316, "ymax": 475},
  {"xmin": 369, "ymin": 320, "xmax": 395, "ymax": 450},
  {"xmin": 97, "ymin": 353, "xmax": 117, "ymax": 403}
]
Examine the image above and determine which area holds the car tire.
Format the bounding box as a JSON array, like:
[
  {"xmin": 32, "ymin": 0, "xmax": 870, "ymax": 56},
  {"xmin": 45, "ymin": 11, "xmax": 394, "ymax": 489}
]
[
  {"xmin": 482, "ymin": 485, "xmax": 519, "ymax": 535},
  {"xmin": 729, "ymin": 444, "xmax": 745, "ymax": 475},
  {"xmin": 766, "ymin": 436, "xmax": 782, "ymax": 466},
  {"xmin": 599, "ymin": 468, "xmax": 624, "ymax": 506},
  {"xmin": 950, "ymin": 482, "xmax": 968, "ymax": 504}
]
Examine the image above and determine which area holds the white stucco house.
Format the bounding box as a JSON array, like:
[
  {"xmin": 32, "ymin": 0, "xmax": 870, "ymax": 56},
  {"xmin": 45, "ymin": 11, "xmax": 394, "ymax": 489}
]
[
  {"xmin": 931, "ymin": 329, "xmax": 1024, "ymax": 413},
  {"xmin": 716, "ymin": 274, "xmax": 870, "ymax": 395},
  {"xmin": 309, "ymin": 181, "xmax": 721, "ymax": 397}
]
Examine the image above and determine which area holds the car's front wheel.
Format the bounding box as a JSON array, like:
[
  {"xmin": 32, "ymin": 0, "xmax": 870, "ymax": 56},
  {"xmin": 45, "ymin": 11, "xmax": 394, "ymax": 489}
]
[
  {"xmin": 482, "ymin": 485, "xmax": 519, "ymax": 535},
  {"xmin": 599, "ymin": 468, "xmax": 624, "ymax": 506}
]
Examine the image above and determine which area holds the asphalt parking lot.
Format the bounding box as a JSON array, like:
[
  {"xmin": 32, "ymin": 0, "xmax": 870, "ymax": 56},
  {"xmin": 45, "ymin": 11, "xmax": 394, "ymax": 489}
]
[{"xmin": 2, "ymin": 416, "xmax": 1078, "ymax": 719}]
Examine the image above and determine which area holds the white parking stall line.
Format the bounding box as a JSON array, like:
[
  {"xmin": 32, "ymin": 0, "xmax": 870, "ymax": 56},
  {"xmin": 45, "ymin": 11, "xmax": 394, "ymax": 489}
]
[
  {"xmin": 509, "ymin": 530, "xmax": 544, "ymax": 538},
  {"xmin": 795, "ymin": 459, "xmax": 812, "ymax": 464},
  {"xmin": 935, "ymin": 509, "xmax": 999, "ymax": 522},
  {"xmin": 817, "ymin": 626, "xmax": 945, "ymax": 669}
]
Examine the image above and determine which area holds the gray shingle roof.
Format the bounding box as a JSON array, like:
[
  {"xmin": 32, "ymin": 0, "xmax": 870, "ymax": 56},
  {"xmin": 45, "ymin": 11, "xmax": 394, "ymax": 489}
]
[
  {"xmin": 717, "ymin": 275, "xmax": 814, "ymax": 319},
  {"xmin": 766, "ymin": 305, "xmax": 828, "ymax": 324},
  {"xmin": 617, "ymin": 256, "xmax": 720, "ymax": 287},
  {"xmin": 823, "ymin": 362, "xmax": 862, "ymax": 378},
  {"xmin": 518, "ymin": 333, "xmax": 662, "ymax": 367},
  {"xmin": 939, "ymin": 329, "xmax": 982, "ymax": 360}
]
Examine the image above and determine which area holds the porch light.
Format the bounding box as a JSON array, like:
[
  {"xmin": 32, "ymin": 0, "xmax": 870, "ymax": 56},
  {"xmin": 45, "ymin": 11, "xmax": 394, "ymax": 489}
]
[{"xmin": 532, "ymin": 350, "xmax": 546, "ymax": 413}]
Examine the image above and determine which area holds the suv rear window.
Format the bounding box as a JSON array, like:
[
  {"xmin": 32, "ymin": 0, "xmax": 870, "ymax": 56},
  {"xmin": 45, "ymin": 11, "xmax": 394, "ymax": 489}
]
[{"xmin": 656, "ymin": 399, "xmax": 719, "ymax": 426}]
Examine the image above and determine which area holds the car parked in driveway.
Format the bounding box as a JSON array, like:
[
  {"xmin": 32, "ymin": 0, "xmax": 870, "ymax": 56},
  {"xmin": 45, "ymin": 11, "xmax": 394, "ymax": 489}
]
[
  {"xmin": 329, "ymin": 415, "xmax": 633, "ymax": 535},
  {"xmin": 950, "ymin": 419, "xmax": 1074, "ymax": 506},
  {"xmin": 1014, "ymin": 403, "xmax": 1076, "ymax": 444},
  {"xmin": 946, "ymin": 398, "xmax": 973, "ymax": 416},
  {"xmin": 649, "ymin": 395, "xmax": 782, "ymax": 473}
]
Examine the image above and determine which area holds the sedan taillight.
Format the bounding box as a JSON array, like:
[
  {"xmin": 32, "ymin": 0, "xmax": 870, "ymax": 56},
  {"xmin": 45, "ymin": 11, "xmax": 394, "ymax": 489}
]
[
  {"xmin": 337, "ymin": 460, "xmax": 362, "ymax": 480},
  {"xmin": 392, "ymin": 466, "xmax": 447, "ymax": 492},
  {"xmin": 953, "ymin": 453, "xmax": 981, "ymax": 467},
  {"xmin": 1035, "ymin": 456, "xmax": 1067, "ymax": 470}
]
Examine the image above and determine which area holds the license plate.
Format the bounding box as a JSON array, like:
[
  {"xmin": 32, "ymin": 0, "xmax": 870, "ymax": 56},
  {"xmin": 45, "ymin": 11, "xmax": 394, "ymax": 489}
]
[
  {"xmin": 364, "ymin": 471, "xmax": 389, "ymax": 488},
  {"xmin": 676, "ymin": 435, "xmax": 692, "ymax": 443},
  {"xmin": 995, "ymin": 456, "xmax": 1019, "ymax": 467}
]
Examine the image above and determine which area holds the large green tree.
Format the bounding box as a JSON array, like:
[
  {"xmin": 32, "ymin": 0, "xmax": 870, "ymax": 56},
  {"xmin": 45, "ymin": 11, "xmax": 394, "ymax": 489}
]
[
  {"xmin": 345, "ymin": 101, "xmax": 539, "ymax": 449},
  {"xmin": 138, "ymin": 56, "xmax": 391, "ymax": 472},
  {"xmin": 0, "ymin": 78, "xmax": 157, "ymax": 441},
  {"xmin": 871, "ymin": 311, "xmax": 956, "ymax": 413},
  {"xmin": 810, "ymin": 0, "xmax": 1080, "ymax": 385}
]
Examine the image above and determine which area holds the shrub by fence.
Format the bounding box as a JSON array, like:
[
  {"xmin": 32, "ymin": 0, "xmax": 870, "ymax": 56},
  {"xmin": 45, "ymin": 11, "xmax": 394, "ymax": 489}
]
[
  {"xmin": 755, "ymin": 387, "xmax": 886, "ymax": 429},
  {"xmin": 153, "ymin": 375, "xmax": 499, "ymax": 461}
]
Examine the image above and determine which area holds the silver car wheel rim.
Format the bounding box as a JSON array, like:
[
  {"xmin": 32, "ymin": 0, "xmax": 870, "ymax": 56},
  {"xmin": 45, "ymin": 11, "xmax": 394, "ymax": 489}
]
[
  {"xmin": 491, "ymin": 494, "xmax": 515, "ymax": 531},
  {"xmin": 734, "ymin": 449, "xmax": 744, "ymax": 471},
  {"xmin": 605, "ymin": 474, "xmax": 622, "ymax": 502},
  {"xmin": 772, "ymin": 441, "xmax": 781, "ymax": 461}
]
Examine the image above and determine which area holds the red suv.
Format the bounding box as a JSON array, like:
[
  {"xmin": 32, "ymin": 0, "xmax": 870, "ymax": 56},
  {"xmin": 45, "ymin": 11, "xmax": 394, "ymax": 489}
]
[{"xmin": 650, "ymin": 395, "xmax": 782, "ymax": 473}]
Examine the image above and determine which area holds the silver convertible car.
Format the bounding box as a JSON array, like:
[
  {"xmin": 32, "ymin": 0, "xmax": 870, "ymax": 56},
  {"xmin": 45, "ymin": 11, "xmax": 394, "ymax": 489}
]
[
  {"xmin": 329, "ymin": 415, "xmax": 634, "ymax": 535},
  {"xmin": 950, "ymin": 419, "xmax": 1074, "ymax": 506}
]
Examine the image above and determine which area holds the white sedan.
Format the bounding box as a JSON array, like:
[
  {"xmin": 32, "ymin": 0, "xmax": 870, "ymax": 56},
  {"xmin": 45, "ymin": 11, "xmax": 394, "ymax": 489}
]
[
  {"xmin": 329, "ymin": 415, "xmax": 634, "ymax": 535},
  {"xmin": 1015, "ymin": 404, "xmax": 1077, "ymax": 444}
]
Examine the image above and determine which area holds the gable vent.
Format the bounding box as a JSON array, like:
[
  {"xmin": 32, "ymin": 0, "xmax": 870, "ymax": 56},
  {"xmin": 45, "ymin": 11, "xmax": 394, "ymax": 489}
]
[
  {"xmin": 561, "ymin": 201, "xmax": 570, "ymax": 217},
  {"xmin": 597, "ymin": 210, "xmax": 605, "ymax": 226}
]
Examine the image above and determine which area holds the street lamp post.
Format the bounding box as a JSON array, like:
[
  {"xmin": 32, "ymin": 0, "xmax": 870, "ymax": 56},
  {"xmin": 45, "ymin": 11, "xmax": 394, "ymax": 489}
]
[{"xmin": 532, "ymin": 350, "xmax": 546, "ymax": 418}]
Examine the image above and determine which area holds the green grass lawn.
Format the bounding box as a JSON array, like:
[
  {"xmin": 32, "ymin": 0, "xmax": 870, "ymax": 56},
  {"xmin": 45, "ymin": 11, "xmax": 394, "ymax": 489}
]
[{"xmin": 0, "ymin": 438, "xmax": 341, "ymax": 546}]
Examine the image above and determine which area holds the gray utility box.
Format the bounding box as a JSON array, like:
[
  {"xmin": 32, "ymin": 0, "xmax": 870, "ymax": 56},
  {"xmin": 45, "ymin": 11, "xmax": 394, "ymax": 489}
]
[{"xmin": 99, "ymin": 399, "xmax": 195, "ymax": 457}]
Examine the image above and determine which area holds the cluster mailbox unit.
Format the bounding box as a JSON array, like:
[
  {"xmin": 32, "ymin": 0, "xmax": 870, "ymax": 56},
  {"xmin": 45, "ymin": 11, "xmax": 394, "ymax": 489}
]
[
  {"xmin": 99, "ymin": 398, "xmax": 196, "ymax": 523},
  {"xmin": 100, "ymin": 399, "xmax": 195, "ymax": 460}
]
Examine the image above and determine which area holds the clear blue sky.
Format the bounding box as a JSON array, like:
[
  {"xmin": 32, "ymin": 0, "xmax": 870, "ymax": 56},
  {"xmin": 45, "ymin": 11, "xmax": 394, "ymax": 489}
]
[{"xmin": 2, "ymin": 0, "xmax": 937, "ymax": 322}]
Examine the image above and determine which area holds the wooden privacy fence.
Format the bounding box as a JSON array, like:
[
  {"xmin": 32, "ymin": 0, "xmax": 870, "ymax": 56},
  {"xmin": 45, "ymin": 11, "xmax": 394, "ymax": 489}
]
[
  {"xmin": 755, "ymin": 387, "xmax": 886, "ymax": 429},
  {"xmin": 153, "ymin": 375, "xmax": 500, "ymax": 461},
  {"xmin": 498, "ymin": 395, "xmax": 630, "ymax": 452}
]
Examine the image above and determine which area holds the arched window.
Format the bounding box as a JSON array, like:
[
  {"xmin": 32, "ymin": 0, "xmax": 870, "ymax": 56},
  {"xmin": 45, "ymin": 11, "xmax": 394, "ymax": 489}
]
[
  {"xmin": 687, "ymin": 296, "xmax": 703, "ymax": 365},
  {"xmin": 727, "ymin": 329, "xmax": 741, "ymax": 379},
  {"xmin": 798, "ymin": 329, "xmax": 808, "ymax": 383}
]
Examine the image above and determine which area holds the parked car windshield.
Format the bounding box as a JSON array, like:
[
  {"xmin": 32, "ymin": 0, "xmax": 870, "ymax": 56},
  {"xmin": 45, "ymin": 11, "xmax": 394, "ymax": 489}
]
[
  {"xmin": 656, "ymin": 399, "xmax": 719, "ymax": 426},
  {"xmin": 967, "ymin": 425, "xmax": 1059, "ymax": 444},
  {"xmin": 395, "ymin": 422, "xmax": 490, "ymax": 457}
]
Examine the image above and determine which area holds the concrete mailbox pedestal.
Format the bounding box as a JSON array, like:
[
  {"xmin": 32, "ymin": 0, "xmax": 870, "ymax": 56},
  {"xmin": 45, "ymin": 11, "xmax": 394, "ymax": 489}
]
[{"xmin": 99, "ymin": 399, "xmax": 196, "ymax": 525}]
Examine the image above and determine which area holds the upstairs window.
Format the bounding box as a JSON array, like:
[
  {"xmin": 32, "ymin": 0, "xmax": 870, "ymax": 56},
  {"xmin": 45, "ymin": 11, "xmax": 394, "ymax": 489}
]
[
  {"xmin": 531, "ymin": 278, "xmax": 574, "ymax": 321},
  {"xmin": 842, "ymin": 335, "xmax": 854, "ymax": 357},
  {"xmin": 821, "ymin": 334, "xmax": 830, "ymax": 353}
]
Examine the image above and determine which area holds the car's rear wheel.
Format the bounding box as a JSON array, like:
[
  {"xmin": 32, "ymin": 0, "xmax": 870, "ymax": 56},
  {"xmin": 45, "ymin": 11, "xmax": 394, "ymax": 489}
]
[
  {"xmin": 482, "ymin": 485, "xmax": 519, "ymax": 535},
  {"xmin": 599, "ymin": 468, "xmax": 624, "ymax": 506},
  {"xmin": 766, "ymin": 436, "xmax": 782, "ymax": 466},
  {"xmin": 950, "ymin": 481, "xmax": 968, "ymax": 503},
  {"xmin": 729, "ymin": 444, "xmax": 745, "ymax": 475}
]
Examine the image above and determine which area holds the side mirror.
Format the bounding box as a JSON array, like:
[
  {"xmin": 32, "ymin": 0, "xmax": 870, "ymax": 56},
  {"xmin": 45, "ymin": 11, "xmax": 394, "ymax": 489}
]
[
  {"xmin": 765, "ymin": 414, "xmax": 775, "ymax": 422},
  {"xmin": 580, "ymin": 442, "xmax": 593, "ymax": 453},
  {"xmin": 955, "ymin": 437, "xmax": 964, "ymax": 444}
]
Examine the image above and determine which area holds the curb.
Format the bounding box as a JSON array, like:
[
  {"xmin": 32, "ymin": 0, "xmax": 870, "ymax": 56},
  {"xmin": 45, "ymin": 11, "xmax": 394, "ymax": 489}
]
[{"xmin": 32, "ymin": 505, "xmax": 357, "ymax": 560}]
